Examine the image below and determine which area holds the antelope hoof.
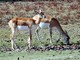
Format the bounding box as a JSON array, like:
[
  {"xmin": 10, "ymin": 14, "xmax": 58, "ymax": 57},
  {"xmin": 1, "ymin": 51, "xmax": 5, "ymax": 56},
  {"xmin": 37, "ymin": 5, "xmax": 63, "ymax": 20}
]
[{"xmin": 11, "ymin": 48, "xmax": 15, "ymax": 51}]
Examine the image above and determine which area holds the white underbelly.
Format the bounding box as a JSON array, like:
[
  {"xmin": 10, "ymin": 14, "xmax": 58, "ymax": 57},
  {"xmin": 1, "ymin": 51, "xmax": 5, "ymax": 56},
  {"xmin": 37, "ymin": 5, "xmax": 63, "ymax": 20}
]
[
  {"xmin": 17, "ymin": 26, "xmax": 28, "ymax": 30},
  {"xmin": 39, "ymin": 22, "xmax": 49, "ymax": 29}
]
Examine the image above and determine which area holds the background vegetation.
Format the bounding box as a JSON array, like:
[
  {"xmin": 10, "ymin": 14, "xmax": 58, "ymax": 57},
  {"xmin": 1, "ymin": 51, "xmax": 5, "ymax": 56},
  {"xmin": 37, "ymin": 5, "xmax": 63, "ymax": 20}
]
[{"xmin": 0, "ymin": 0, "xmax": 80, "ymax": 26}]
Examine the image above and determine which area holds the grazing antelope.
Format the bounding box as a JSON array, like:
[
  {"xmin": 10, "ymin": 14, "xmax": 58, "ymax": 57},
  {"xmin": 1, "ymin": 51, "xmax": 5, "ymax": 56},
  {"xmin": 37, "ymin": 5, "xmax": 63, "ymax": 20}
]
[
  {"xmin": 33, "ymin": 10, "xmax": 70, "ymax": 45},
  {"xmin": 8, "ymin": 14, "xmax": 44, "ymax": 50}
]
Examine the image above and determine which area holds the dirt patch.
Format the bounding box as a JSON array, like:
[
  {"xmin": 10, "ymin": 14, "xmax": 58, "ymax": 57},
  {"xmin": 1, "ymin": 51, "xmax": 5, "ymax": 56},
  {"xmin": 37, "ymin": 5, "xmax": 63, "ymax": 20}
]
[{"xmin": 0, "ymin": 43, "xmax": 80, "ymax": 52}]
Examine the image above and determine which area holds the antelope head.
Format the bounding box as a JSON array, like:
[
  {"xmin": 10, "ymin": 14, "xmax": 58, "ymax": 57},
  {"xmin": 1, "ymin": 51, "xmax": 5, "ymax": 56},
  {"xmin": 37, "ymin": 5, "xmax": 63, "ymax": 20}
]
[
  {"xmin": 33, "ymin": 10, "xmax": 46, "ymax": 24},
  {"xmin": 63, "ymin": 31, "xmax": 70, "ymax": 45}
]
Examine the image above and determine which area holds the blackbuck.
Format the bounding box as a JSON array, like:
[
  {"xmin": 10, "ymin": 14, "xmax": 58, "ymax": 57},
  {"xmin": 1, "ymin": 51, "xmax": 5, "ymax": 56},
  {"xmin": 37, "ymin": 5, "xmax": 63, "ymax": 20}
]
[
  {"xmin": 8, "ymin": 13, "xmax": 44, "ymax": 50},
  {"xmin": 33, "ymin": 11, "xmax": 70, "ymax": 45}
]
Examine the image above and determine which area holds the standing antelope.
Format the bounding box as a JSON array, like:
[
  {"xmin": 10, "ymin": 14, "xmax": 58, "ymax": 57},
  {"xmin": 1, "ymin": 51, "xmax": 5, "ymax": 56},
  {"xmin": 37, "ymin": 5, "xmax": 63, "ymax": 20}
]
[
  {"xmin": 33, "ymin": 11, "xmax": 70, "ymax": 45},
  {"xmin": 8, "ymin": 13, "xmax": 44, "ymax": 50}
]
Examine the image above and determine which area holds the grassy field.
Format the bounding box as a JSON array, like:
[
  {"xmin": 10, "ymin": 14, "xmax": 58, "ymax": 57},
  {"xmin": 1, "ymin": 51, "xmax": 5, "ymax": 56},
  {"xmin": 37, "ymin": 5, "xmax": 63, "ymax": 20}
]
[
  {"xmin": 0, "ymin": 23, "xmax": 80, "ymax": 48},
  {"xmin": 0, "ymin": 50, "xmax": 80, "ymax": 60},
  {"xmin": 0, "ymin": 23, "xmax": 80, "ymax": 60}
]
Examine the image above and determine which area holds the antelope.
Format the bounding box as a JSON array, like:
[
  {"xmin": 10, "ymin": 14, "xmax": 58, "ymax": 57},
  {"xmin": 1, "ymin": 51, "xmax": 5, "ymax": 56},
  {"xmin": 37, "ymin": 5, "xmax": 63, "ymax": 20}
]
[
  {"xmin": 33, "ymin": 10, "xmax": 70, "ymax": 45},
  {"xmin": 8, "ymin": 13, "xmax": 44, "ymax": 50}
]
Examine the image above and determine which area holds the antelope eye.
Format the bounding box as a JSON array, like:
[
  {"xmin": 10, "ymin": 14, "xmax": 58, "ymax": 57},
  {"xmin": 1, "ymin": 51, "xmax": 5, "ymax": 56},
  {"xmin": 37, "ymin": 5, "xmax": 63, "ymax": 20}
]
[{"xmin": 40, "ymin": 12, "xmax": 44, "ymax": 15}]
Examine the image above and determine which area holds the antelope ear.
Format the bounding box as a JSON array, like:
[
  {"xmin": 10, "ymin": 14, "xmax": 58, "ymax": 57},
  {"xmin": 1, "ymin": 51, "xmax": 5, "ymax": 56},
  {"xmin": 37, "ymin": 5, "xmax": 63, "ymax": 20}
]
[
  {"xmin": 39, "ymin": 9, "xmax": 42, "ymax": 13},
  {"xmin": 34, "ymin": 10, "xmax": 39, "ymax": 14}
]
